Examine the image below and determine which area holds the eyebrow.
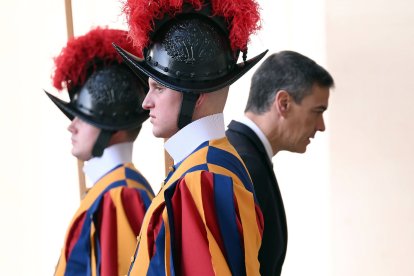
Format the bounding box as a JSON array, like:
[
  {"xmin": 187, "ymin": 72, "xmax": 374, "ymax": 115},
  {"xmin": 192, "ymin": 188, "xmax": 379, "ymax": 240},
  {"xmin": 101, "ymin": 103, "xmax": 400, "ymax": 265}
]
[
  {"xmin": 149, "ymin": 80, "xmax": 164, "ymax": 88},
  {"xmin": 315, "ymin": 105, "xmax": 328, "ymax": 112}
]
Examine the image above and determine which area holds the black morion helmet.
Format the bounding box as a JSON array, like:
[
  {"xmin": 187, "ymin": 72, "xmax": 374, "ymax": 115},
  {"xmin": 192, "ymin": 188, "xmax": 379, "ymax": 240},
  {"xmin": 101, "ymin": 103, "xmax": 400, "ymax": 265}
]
[
  {"xmin": 115, "ymin": 0, "xmax": 268, "ymax": 129},
  {"xmin": 45, "ymin": 27, "xmax": 149, "ymax": 157}
]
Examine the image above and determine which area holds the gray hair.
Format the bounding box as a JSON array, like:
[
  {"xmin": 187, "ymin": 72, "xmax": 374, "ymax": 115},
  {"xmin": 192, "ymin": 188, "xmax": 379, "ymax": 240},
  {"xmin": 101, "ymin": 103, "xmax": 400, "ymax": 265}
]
[{"xmin": 245, "ymin": 51, "xmax": 334, "ymax": 114}]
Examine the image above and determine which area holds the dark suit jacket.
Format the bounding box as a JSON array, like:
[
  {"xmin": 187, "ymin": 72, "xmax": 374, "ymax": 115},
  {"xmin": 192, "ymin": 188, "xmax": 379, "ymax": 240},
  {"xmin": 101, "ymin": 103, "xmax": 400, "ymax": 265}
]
[{"xmin": 226, "ymin": 120, "xmax": 288, "ymax": 276}]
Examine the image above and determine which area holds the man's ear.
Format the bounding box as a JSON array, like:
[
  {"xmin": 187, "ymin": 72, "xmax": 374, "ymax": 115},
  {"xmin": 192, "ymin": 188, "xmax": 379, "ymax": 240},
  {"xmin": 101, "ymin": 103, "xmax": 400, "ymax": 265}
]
[
  {"xmin": 195, "ymin": 93, "xmax": 206, "ymax": 108},
  {"xmin": 274, "ymin": 90, "xmax": 290, "ymax": 117},
  {"xmin": 108, "ymin": 130, "xmax": 126, "ymax": 145}
]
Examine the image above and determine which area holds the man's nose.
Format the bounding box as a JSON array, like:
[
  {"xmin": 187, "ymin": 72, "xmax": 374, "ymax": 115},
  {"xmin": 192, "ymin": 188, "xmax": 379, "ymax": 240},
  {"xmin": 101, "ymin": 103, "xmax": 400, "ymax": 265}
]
[
  {"xmin": 317, "ymin": 116, "xmax": 326, "ymax": 132},
  {"xmin": 67, "ymin": 117, "xmax": 78, "ymax": 133},
  {"xmin": 142, "ymin": 91, "xmax": 154, "ymax": 110}
]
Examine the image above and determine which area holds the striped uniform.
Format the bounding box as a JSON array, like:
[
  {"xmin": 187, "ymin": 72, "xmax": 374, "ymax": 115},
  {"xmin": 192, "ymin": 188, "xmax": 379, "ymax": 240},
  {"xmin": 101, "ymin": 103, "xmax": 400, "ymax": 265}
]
[
  {"xmin": 129, "ymin": 138, "xmax": 263, "ymax": 275},
  {"xmin": 55, "ymin": 163, "xmax": 154, "ymax": 276}
]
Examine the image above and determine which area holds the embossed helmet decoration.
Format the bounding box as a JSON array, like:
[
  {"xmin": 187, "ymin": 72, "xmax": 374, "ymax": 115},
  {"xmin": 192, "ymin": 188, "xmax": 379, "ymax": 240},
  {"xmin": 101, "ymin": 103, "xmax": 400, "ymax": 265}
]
[
  {"xmin": 45, "ymin": 27, "xmax": 149, "ymax": 157},
  {"xmin": 114, "ymin": 0, "xmax": 268, "ymax": 129}
]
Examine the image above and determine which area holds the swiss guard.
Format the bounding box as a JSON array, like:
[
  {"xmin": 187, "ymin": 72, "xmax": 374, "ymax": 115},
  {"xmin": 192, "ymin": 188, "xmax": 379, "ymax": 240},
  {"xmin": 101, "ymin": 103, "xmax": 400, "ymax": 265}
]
[
  {"xmin": 115, "ymin": 0, "xmax": 267, "ymax": 275},
  {"xmin": 45, "ymin": 27, "xmax": 154, "ymax": 276}
]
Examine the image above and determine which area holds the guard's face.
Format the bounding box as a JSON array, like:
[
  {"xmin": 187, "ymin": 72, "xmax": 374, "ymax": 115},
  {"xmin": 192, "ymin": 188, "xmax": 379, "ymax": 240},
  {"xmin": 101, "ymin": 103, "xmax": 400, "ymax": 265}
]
[
  {"xmin": 67, "ymin": 117, "xmax": 100, "ymax": 161},
  {"xmin": 142, "ymin": 78, "xmax": 182, "ymax": 138},
  {"xmin": 284, "ymin": 84, "xmax": 330, "ymax": 153}
]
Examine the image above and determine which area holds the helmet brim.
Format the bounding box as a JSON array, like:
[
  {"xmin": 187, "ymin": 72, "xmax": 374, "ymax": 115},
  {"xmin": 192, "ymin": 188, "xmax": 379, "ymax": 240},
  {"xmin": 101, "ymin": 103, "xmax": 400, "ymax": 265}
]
[
  {"xmin": 113, "ymin": 43, "xmax": 268, "ymax": 94},
  {"xmin": 44, "ymin": 90, "xmax": 149, "ymax": 130}
]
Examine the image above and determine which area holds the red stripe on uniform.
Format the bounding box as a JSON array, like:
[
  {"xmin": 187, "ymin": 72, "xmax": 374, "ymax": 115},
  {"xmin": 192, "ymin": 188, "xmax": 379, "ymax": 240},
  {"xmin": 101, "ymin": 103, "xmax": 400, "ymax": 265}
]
[
  {"xmin": 99, "ymin": 193, "xmax": 118, "ymax": 276},
  {"xmin": 171, "ymin": 178, "xmax": 215, "ymax": 276},
  {"xmin": 147, "ymin": 203, "xmax": 166, "ymax": 259},
  {"xmin": 121, "ymin": 188, "xmax": 146, "ymax": 235},
  {"xmin": 65, "ymin": 212, "xmax": 87, "ymax": 260}
]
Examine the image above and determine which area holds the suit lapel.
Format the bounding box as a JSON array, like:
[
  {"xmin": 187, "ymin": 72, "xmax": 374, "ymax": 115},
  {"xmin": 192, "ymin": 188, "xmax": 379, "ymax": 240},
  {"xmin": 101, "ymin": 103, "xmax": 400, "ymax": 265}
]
[{"xmin": 227, "ymin": 120, "xmax": 274, "ymax": 172}]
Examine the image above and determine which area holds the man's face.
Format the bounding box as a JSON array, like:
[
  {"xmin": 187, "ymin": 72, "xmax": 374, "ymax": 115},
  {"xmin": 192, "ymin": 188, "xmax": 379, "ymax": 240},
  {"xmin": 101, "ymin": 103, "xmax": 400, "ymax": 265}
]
[
  {"xmin": 67, "ymin": 117, "xmax": 100, "ymax": 161},
  {"xmin": 284, "ymin": 84, "xmax": 330, "ymax": 153},
  {"xmin": 142, "ymin": 78, "xmax": 182, "ymax": 138}
]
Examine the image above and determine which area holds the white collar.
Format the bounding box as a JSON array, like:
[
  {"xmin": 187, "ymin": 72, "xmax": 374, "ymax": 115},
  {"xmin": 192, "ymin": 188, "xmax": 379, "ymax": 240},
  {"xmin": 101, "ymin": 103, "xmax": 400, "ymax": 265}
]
[
  {"xmin": 165, "ymin": 113, "xmax": 225, "ymax": 164},
  {"xmin": 238, "ymin": 116, "xmax": 274, "ymax": 160},
  {"xmin": 83, "ymin": 142, "xmax": 133, "ymax": 185}
]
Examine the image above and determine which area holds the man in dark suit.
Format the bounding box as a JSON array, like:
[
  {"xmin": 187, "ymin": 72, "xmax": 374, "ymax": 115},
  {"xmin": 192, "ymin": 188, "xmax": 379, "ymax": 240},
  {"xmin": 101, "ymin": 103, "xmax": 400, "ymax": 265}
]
[{"xmin": 226, "ymin": 50, "xmax": 335, "ymax": 275}]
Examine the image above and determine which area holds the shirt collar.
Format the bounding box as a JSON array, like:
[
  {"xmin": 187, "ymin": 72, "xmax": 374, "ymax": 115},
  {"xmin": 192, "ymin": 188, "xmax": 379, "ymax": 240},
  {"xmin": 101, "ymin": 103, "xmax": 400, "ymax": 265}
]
[
  {"xmin": 165, "ymin": 113, "xmax": 225, "ymax": 164},
  {"xmin": 238, "ymin": 115, "xmax": 274, "ymax": 160},
  {"xmin": 83, "ymin": 142, "xmax": 133, "ymax": 185}
]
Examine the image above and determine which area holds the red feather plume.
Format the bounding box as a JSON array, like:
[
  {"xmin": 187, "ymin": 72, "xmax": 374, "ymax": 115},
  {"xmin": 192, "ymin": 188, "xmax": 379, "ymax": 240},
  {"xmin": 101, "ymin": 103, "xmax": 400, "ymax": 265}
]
[
  {"xmin": 52, "ymin": 27, "xmax": 142, "ymax": 92},
  {"xmin": 122, "ymin": 0, "xmax": 261, "ymax": 53}
]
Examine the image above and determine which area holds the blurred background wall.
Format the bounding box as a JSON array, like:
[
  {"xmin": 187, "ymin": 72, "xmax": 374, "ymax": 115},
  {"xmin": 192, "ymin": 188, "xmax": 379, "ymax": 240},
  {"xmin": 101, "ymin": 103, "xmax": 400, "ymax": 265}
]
[
  {"xmin": 327, "ymin": 0, "xmax": 414, "ymax": 275},
  {"xmin": 0, "ymin": 0, "xmax": 413, "ymax": 275}
]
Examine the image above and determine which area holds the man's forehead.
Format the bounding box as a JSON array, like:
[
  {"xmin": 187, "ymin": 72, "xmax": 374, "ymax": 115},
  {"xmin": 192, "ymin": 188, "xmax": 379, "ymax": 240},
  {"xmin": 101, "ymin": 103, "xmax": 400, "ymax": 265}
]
[{"xmin": 302, "ymin": 86, "xmax": 330, "ymax": 107}]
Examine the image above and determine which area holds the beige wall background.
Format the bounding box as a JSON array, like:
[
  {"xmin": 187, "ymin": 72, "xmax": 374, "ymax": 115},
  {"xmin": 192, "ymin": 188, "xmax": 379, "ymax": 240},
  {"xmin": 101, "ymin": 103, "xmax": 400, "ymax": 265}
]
[
  {"xmin": 327, "ymin": 0, "xmax": 414, "ymax": 275},
  {"xmin": 0, "ymin": 0, "xmax": 412, "ymax": 275}
]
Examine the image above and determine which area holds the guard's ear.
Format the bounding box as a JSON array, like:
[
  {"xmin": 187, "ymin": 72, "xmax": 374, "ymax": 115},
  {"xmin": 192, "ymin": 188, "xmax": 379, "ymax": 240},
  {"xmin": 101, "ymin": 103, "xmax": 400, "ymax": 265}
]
[
  {"xmin": 108, "ymin": 130, "xmax": 126, "ymax": 145},
  {"xmin": 195, "ymin": 93, "xmax": 206, "ymax": 108},
  {"xmin": 274, "ymin": 90, "xmax": 290, "ymax": 116}
]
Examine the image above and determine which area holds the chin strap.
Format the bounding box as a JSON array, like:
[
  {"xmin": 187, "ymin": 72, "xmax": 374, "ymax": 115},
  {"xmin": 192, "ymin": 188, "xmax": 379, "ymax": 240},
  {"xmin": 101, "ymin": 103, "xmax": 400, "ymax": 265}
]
[
  {"xmin": 92, "ymin": 130, "xmax": 114, "ymax": 157},
  {"xmin": 177, "ymin": 92, "xmax": 199, "ymax": 129}
]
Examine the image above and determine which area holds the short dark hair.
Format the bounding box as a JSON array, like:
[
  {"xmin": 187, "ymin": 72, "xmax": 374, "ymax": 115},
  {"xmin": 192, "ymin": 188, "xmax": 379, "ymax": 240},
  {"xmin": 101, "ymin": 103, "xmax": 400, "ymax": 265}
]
[{"xmin": 245, "ymin": 51, "xmax": 334, "ymax": 114}]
